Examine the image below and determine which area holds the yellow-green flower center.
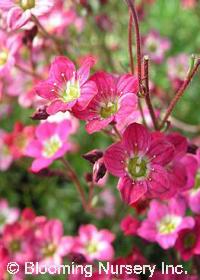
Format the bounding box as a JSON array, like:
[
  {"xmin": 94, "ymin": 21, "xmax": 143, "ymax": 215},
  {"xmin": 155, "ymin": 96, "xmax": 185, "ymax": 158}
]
[
  {"xmin": 42, "ymin": 243, "xmax": 57, "ymax": 257},
  {"xmin": 10, "ymin": 240, "xmax": 21, "ymax": 253},
  {"xmin": 128, "ymin": 156, "xmax": 148, "ymax": 179},
  {"xmin": 61, "ymin": 79, "xmax": 80, "ymax": 103},
  {"xmin": 42, "ymin": 135, "xmax": 62, "ymax": 158},
  {"xmin": 190, "ymin": 172, "xmax": 200, "ymax": 195},
  {"xmin": 86, "ymin": 241, "xmax": 98, "ymax": 254},
  {"xmin": 100, "ymin": 102, "xmax": 118, "ymax": 119},
  {"xmin": 20, "ymin": 0, "xmax": 35, "ymax": 10},
  {"xmin": 158, "ymin": 215, "xmax": 181, "ymax": 234},
  {"xmin": 0, "ymin": 50, "xmax": 8, "ymax": 66},
  {"xmin": 184, "ymin": 233, "xmax": 196, "ymax": 249},
  {"xmin": 0, "ymin": 214, "xmax": 6, "ymax": 226}
]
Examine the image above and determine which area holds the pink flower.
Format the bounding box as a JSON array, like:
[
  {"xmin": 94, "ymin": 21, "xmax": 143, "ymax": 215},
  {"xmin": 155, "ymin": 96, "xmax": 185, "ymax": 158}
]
[
  {"xmin": 74, "ymin": 71, "xmax": 138, "ymax": 133},
  {"xmin": 73, "ymin": 224, "xmax": 115, "ymax": 262},
  {"xmin": 143, "ymin": 31, "xmax": 171, "ymax": 63},
  {"xmin": 181, "ymin": 0, "xmax": 197, "ymax": 9},
  {"xmin": 35, "ymin": 56, "xmax": 97, "ymax": 115},
  {"xmin": 0, "ymin": 199, "xmax": 19, "ymax": 234},
  {"xmin": 167, "ymin": 54, "xmax": 189, "ymax": 89},
  {"xmin": 120, "ymin": 215, "xmax": 140, "ymax": 236},
  {"xmin": 5, "ymin": 122, "xmax": 35, "ymax": 159},
  {"xmin": 2, "ymin": 221, "xmax": 35, "ymax": 264},
  {"xmin": 137, "ymin": 198, "xmax": 195, "ymax": 249},
  {"xmin": 0, "ymin": 30, "xmax": 20, "ymax": 75},
  {"xmin": 183, "ymin": 149, "xmax": 200, "ymax": 214},
  {"xmin": 0, "ymin": 0, "xmax": 54, "ymax": 30},
  {"xmin": 25, "ymin": 120, "xmax": 72, "ymax": 172},
  {"xmin": 104, "ymin": 123, "xmax": 175, "ymax": 204},
  {"xmin": 36, "ymin": 219, "xmax": 74, "ymax": 266},
  {"xmin": 175, "ymin": 217, "xmax": 200, "ymax": 261}
]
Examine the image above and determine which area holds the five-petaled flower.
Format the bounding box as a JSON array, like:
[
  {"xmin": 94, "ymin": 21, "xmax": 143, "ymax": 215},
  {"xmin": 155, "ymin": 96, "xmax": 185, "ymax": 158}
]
[
  {"xmin": 73, "ymin": 71, "xmax": 138, "ymax": 133},
  {"xmin": 35, "ymin": 56, "xmax": 97, "ymax": 115},
  {"xmin": 104, "ymin": 123, "xmax": 176, "ymax": 204}
]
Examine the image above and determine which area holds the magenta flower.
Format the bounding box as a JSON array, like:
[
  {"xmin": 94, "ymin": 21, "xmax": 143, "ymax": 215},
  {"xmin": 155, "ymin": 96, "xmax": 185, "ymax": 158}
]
[
  {"xmin": 143, "ymin": 31, "xmax": 171, "ymax": 63},
  {"xmin": 104, "ymin": 123, "xmax": 175, "ymax": 204},
  {"xmin": 73, "ymin": 224, "xmax": 115, "ymax": 262},
  {"xmin": 0, "ymin": 199, "xmax": 19, "ymax": 234},
  {"xmin": 120, "ymin": 215, "xmax": 140, "ymax": 236},
  {"xmin": 25, "ymin": 120, "xmax": 72, "ymax": 172},
  {"xmin": 175, "ymin": 217, "xmax": 200, "ymax": 261},
  {"xmin": 138, "ymin": 198, "xmax": 195, "ymax": 249},
  {"xmin": 0, "ymin": 130, "xmax": 13, "ymax": 171},
  {"xmin": 0, "ymin": 0, "xmax": 54, "ymax": 30},
  {"xmin": 74, "ymin": 71, "xmax": 138, "ymax": 133},
  {"xmin": 35, "ymin": 56, "xmax": 97, "ymax": 115}
]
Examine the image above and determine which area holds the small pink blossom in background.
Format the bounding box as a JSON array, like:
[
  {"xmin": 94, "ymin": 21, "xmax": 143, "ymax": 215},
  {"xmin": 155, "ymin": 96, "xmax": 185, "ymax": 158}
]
[
  {"xmin": 0, "ymin": 30, "xmax": 21, "ymax": 75},
  {"xmin": 25, "ymin": 120, "xmax": 73, "ymax": 172},
  {"xmin": 40, "ymin": 4, "xmax": 77, "ymax": 35},
  {"xmin": 175, "ymin": 217, "xmax": 200, "ymax": 261},
  {"xmin": 35, "ymin": 56, "xmax": 97, "ymax": 115},
  {"xmin": 0, "ymin": 130, "xmax": 13, "ymax": 171},
  {"xmin": 96, "ymin": 189, "xmax": 116, "ymax": 218},
  {"xmin": 36, "ymin": 219, "xmax": 74, "ymax": 266},
  {"xmin": 5, "ymin": 122, "xmax": 35, "ymax": 159},
  {"xmin": 167, "ymin": 54, "xmax": 189, "ymax": 89},
  {"xmin": 0, "ymin": 199, "xmax": 19, "ymax": 234},
  {"xmin": 138, "ymin": 198, "xmax": 195, "ymax": 249},
  {"xmin": 104, "ymin": 123, "xmax": 176, "ymax": 205},
  {"xmin": 143, "ymin": 30, "xmax": 171, "ymax": 63},
  {"xmin": 120, "ymin": 215, "xmax": 140, "ymax": 236},
  {"xmin": 182, "ymin": 149, "xmax": 200, "ymax": 214},
  {"xmin": 181, "ymin": 0, "xmax": 197, "ymax": 9},
  {"xmin": 73, "ymin": 224, "xmax": 115, "ymax": 262},
  {"xmin": 0, "ymin": 0, "xmax": 54, "ymax": 30},
  {"xmin": 74, "ymin": 71, "xmax": 138, "ymax": 133}
]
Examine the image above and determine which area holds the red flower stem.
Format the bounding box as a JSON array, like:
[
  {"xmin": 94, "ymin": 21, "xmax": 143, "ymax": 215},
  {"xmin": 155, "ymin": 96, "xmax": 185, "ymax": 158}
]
[
  {"xmin": 125, "ymin": 0, "xmax": 143, "ymax": 93},
  {"xmin": 15, "ymin": 63, "xmax": 41, "ymax": 79},
  {"xmin": 160, "ymin": 59, "xmax": 200, "ymax": 130},
  {"xmin": 112, "ymin": 124, "xmax": 122, "ymax": 140},
  {"xmin": 61, "ymin": 158, "xmax": 89, "ymax": 212},
  {"xmin": 143, "ymin": 56, "xmax": 159, "ymax": 130},
  {"xmin": 128, "ymin": 11, "xmax": 134, "ymax": 74}
]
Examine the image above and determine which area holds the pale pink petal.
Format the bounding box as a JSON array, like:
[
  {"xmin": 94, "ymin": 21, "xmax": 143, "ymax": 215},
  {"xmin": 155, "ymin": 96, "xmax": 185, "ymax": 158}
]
[
  {"xmin": 31, "ymin": 157, "xmax": 52, "ymax": 172},
  {"xmin": 77, "ymin": 56, "xmax": 96, "ymax": 85},
  {"xmin": 85, "ymin": 117, "xmax": 112, "ymax": 134}
]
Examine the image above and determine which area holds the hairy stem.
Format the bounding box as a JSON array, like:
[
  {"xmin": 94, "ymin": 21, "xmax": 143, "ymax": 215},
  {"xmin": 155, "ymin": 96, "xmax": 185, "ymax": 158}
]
[
  {"xmin": 61, "ymin": 158, "xmax": 89, "ymax": 212},
  {"xmin": 160, "ymin": 59, "xmax": 200, "ymax": 130},
  {"xmin": 128, "ymin": 11, "xmax": 134, "ymax": 74},
  {"xmin": 143, "ymin": 56, "xmax": 159, "ymax": 130},
  {"xmin": 125, "ymin": 0, "xmax": 143, "ymax": 93}
]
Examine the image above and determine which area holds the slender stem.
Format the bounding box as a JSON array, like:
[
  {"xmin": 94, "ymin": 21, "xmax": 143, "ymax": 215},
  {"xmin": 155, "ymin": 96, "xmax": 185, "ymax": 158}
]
[
  {"xmin": 31, "ymin": 15, "xmax": 64, "ymax": 54},
  {"xmin": 170, "ymin": 116, "xmax": 200, "ymax": 133},
  {"xmin": 125, "ymin": 0, "xmax": 143, "ymax": 93},
  {"xmin": 128, "ymin": 11, "xmax": 134, "ymax": 74},
  {"xmin": 112, "ymin": 124, "xmax": 122, "ymax": 140},
  {"xmin": 160, "ymin": 59, "xmax": 200, "ymax": 129},
  {"xmin": 138, "ymin": 99, "xmax": 148, "ymax": 128},
  {"xmin": 61, "ymin": 158, "xmax": 89, "ymax": 212},
  {"xmin": 143, "ymin": 56, "xmax": 159, "ymax": 130},
  {"xmin": 15, "ymin": 63, "xmax": 40, "ymax": 79}
]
